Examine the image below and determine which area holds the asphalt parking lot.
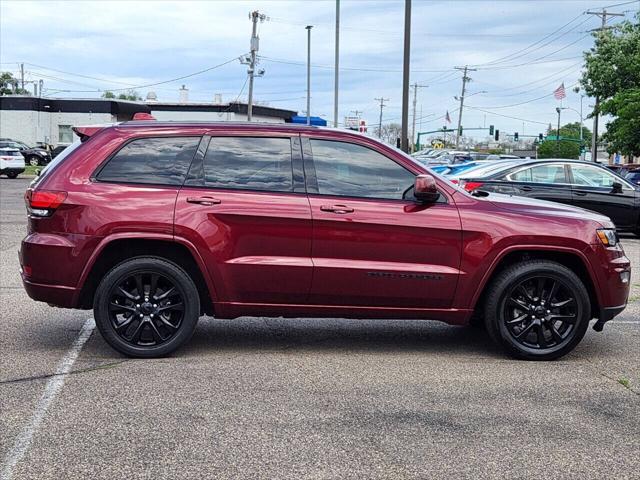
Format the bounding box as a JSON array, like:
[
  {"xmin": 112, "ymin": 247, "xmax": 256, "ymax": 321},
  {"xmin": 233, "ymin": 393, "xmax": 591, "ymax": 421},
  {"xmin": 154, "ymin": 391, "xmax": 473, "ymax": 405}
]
[{"xmin": 1, "ymin": 176, "xmax": 639, "ymax": 480}]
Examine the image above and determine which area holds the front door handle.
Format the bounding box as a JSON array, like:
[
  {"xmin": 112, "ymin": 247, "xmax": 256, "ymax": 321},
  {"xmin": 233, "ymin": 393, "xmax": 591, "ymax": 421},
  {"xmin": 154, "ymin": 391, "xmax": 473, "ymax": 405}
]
[
  {"xmin": 520, "ymin": 185, "xmax": 533, "ymax": 192},
  {"xmin": 320, "ymin": 204, "xmax": 354, "ymax": 214},
  {"xmin": 187, "ymin": 196, "xmax": 221, "ymax": 206}
]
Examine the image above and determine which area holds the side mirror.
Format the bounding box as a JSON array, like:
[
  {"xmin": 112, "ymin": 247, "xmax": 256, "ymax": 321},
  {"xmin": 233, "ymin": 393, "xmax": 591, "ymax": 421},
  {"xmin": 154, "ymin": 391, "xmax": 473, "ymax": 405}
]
[
  {"xmin": 612, "ymin": 181, "xmax": 623, "ymax": 194},
  {"xmin": 414, "ymin": 174, "xmax": 439, "ymax": 203}
]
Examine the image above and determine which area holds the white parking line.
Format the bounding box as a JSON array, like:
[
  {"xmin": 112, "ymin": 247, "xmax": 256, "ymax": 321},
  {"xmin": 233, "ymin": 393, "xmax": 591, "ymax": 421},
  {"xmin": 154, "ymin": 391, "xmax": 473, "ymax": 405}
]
[{"xmin": 1, "ymin": 318, "xmax": 95, "ymax": 480}]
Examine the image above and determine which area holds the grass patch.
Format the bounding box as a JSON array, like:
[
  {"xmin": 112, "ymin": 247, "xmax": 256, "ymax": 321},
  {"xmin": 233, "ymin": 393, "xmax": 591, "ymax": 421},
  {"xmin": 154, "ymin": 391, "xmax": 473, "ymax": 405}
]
[
  {"xmin": 24, "ymin": 165, "xmax": 39, "ymax": 176},
  {"xmin": 618, "ymin": 378, "xmax": 630, "ymax": 389}
]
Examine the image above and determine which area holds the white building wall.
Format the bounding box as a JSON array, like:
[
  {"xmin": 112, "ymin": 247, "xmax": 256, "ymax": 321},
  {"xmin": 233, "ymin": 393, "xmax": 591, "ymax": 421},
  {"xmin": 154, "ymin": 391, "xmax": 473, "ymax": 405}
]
[
  {"xmin": 149, "ymin": 109, "xmax": 285, "ymax": 123},
  {"xmin": 0, "ymin": 109, "xmax": 114, "ymax": 146}
]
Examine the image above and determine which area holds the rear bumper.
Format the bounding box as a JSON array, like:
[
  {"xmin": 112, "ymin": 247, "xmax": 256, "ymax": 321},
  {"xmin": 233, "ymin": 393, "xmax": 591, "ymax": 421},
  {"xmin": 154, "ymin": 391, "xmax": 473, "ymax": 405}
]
[
  {"xmin": 1, "ymin": 168, "xmax": 25, "ymax": 174},
  {"xmin": 21, "ymin": 275, "xmax": 79, "ymax": 308}
]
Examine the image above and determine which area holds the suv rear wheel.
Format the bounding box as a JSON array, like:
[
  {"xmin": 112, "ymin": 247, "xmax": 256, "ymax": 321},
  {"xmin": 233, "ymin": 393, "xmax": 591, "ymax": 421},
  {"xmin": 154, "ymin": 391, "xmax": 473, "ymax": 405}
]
[
  {"xmin": 93, "ymin": 257, "xmax": 200, "ymax": 357},
  {"xmin": 484, "ymin": 260, "xmax": 591, "ymax": 361}
]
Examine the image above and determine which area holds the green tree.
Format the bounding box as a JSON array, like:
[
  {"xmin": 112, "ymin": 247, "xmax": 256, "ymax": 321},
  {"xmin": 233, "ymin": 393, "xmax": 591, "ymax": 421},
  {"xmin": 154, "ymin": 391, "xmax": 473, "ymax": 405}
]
[
  {"xmin": 581, "ymin": 14, "xmax": 640, "ymax": 157},
  {"xmin": 547, "ymin": 121, "xmax": 592, "ymax": 145},
  {"xmin": 537, "ymin": 140, "xmax": 580, "ymax": 159},
  {"xmin": 1, "ymin": 72, "xmax": 30, "ymax": 95},
  {"xmin": 102, "ymin": 89, "xmax": 141, "ymax": 101}
]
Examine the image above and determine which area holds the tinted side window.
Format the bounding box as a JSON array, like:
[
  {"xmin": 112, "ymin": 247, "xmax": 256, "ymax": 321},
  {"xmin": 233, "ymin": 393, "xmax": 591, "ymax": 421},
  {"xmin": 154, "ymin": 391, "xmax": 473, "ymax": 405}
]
[
  {"xmin": 509, "ymin": 164, "xmax": 566, "ymax": 184},
  {"xmin": 203, "ymin": 137, "xmax": 293, "ymax": 192},
  {"xmin": 571, "ymin": 164, "xmax": 618, "ymax": 188},
  {"xmin": 97, "ymin": 137, "xmax": 199, "ymax": 186},
  {"xmin": 310, "ymin": 139, "xmax": 415, "ymax": 200}
]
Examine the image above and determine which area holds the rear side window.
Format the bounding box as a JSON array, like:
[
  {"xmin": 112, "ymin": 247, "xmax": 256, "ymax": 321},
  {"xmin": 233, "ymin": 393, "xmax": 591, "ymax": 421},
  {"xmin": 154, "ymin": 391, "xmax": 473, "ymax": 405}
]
[
  {"xmin": 97, "ymin": 137, "xmax": 199, "ymax": 186},
  {"xmin": 508, "ymin": 164, "xmax": 566, "ymax": 184},
  {"xmin": 203, "ymin": 137, "xmax": 293, "ymax": 192}
]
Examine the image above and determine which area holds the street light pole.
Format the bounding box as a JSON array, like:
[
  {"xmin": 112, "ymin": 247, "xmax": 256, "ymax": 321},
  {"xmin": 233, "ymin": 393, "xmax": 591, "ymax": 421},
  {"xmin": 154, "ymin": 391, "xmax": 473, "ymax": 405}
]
[
  {"xmin": 556, "ymin": 107, "xmax": 561, "ymax": 155},
  {"xmin": 400, "ymin": 0, "xmax": 411, "ymax": 153},
  {"xmin": 333, "ymin": 0, "xmax": 340, "ymax": 128},
  {"xmin": 306, "ymin": 25, "xmax": 313, "ymax": 126}
]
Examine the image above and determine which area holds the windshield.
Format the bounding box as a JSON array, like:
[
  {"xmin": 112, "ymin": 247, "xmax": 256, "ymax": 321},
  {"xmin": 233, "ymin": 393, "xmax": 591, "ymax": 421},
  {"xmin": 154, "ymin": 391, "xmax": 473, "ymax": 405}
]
[
  {"xmin": 31, "ymin": 141, "xmax": 82, "ymax": 187},
  {"xmin": 456, "ymin": 160, "xmax": 523, "ymax": 179}
]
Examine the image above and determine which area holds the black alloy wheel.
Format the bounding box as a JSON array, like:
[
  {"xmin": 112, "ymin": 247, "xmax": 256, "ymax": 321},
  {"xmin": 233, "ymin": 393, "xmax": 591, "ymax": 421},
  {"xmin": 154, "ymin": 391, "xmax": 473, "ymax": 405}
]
[
  {"xmin": 107, "ymin": 271, "xmax": 185, "ymax": 347},
  {"xmin": 94, "ymin": 257, "xmax": 200, "ymax": 357},
  {"xmin": 484, "ymin": 260, "xmax": 591, "ymax": 360},
  {"xmin": 503, "ymin": 275, "xmax": 577, "ymax": 350}
]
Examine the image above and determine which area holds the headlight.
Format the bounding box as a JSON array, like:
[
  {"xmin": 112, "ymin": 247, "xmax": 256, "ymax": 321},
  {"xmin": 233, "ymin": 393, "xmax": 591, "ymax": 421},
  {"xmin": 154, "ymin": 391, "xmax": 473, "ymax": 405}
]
[{"xmin": 596, "ymin": 228, "xmax": 618, "ymax": 247}]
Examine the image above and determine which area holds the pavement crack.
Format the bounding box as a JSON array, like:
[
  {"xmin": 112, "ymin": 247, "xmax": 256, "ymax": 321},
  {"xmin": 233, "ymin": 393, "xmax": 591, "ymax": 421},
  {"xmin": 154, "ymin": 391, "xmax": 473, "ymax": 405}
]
[{"xmin": 0, "ymin": 360, "xmax": 128, "ymax": 386}]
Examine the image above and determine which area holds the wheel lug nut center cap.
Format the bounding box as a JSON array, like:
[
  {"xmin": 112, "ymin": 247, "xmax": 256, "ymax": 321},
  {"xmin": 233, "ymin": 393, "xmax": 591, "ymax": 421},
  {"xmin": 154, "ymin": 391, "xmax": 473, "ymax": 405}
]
[{"xmin": 140, "ymin": 302, "xmax": 154, "ymax": 315}]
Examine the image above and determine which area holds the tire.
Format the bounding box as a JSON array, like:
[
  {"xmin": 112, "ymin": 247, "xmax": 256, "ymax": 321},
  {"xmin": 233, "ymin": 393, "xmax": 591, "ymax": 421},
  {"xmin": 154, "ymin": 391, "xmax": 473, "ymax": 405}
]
[
  {"xmin": 7, "ymin": 172, "xmax": 18, "ymax": 179},
  {"xmin": 27, "ymin": 156, "xmax": 41, "ymax": 167},
  {"xmin": 484, "ymin": 260, "xmax": 591, "ymax": 361},
  {"xmin": 93, "ymin": 256, "xmax": 200, "ymax": 358}
]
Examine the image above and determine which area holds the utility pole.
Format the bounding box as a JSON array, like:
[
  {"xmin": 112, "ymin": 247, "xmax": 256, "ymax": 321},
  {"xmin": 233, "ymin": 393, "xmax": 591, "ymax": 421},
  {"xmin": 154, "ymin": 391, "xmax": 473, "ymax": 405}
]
[
  {"xmin": 454, "ymin": 65, "xmax": 476, "ymax": 148},
  {"xmin": 400, "ymin": 0, "xmax": 412, "ymax": 153},
  {"xmin": 333, "ymin": 0, "xmax": 340, "ymax": 128},
  {"xmin": 410, "ymin": 83, "xmax": 427, "ymax": 152},
  {"xmin": 585, "ymin": 8, "xmax": 624, "ymax": 161},
  {"xmin": 306, "ymin": 25, "xmax": 313, "ymax": 126},
  {"xmin": 246, "ymin": 10, "xmax": 267, "ymax": 121},
  {"xmin": 375, "ymin": 97, "xmax": 389, "ymax": 139},
  {"xmin": 20, "ymin": 63, "xmax": 25, "ymax": 92}
]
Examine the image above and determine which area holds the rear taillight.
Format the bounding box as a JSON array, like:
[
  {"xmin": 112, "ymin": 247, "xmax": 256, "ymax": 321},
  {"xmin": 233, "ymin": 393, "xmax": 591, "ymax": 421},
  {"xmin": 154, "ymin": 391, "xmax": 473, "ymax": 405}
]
[
  {"xmin": 461, "ymin": 181, "xmax": 484, "ymax": 192},
  {"xmin": 450, "ymin": 179, "xmax": 459, "ymax": 184},
  {"xmin": 25, "ymin": 189, "xmax": 67, "ymax": 217}
]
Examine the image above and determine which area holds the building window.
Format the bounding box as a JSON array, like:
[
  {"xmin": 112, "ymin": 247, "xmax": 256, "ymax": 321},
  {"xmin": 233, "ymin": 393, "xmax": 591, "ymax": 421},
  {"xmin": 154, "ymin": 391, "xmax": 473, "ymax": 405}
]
[{"xmin": 58, "ymin": 125, "xmax": 74, "ymax": 144}]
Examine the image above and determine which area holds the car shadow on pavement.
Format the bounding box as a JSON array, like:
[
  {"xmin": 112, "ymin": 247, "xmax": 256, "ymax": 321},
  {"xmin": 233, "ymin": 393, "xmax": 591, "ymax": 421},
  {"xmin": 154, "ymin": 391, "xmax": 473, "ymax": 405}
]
[{"xmin": 179, "ymin": 317, "xmax": 506, "ymax": 359}]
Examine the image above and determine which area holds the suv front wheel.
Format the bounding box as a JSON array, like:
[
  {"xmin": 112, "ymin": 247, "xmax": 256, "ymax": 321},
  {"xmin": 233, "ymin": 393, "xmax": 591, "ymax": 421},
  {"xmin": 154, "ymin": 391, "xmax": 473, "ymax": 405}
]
[
  {"xmin": 93, "ymin": 257, "xmax": 200, "ymax": 357},
  {"xmin": 484, "ymin": 260, "xmax": 591, "ymax": 361}
]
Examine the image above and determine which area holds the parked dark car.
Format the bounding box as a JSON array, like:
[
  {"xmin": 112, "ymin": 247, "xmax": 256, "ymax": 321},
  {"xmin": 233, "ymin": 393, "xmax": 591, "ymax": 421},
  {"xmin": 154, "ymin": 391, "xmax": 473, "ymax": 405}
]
[
  {"xmin": 0, "ymin": 138, "xmax": 51, "ymax": 166},
  {"xmin": 50, "ymin": 144, "xmax": 71, "ymax": 159},
  {"xmin": 458, "ymin": 159, "xmax": 640, "ymax": 235},
  {"xmin": 626, "ymin": 169, "xmax": 640, "ymax": 187},
  {"xmin": 606, "ymin": 164, "xmax": 640, "ymax": 177},
  {"xmin": 20, "ymin": 122, "xmax": 630, "ymax": 360}
]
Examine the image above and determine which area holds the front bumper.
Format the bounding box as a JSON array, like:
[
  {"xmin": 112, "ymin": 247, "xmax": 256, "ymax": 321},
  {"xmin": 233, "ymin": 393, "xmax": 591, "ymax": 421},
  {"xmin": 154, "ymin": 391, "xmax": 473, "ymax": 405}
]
[{"xmin": 593, "ymin": 304, "xmax": 627, "ymax": 331}]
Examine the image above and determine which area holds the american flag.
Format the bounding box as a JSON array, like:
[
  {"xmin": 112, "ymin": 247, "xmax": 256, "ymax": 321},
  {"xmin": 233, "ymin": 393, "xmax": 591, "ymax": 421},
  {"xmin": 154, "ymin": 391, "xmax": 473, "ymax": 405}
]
[
  {"xmin": 445, "ymin": 110, "xmax": 451, "ymax": 124},
  {"xmin": 553, "ymin": 83, "xmax": 566, "ymax": 100}
]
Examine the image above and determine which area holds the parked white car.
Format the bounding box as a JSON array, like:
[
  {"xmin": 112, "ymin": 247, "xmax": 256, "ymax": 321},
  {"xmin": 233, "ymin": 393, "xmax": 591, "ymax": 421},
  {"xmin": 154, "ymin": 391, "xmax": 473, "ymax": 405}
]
[{"xmin": 0, "ymin": 148, "xmax": 26, "ymax": 179}]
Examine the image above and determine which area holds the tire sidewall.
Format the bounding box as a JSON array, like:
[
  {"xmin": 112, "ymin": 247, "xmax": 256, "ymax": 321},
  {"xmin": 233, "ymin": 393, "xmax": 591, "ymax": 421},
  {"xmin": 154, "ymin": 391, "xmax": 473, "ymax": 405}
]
[
  {"xmin": 93, "ymin": 257, "xmax": 200, "ymax": 358},
  {"xmin": 486, "ymin": 262, "xmax": 591, "ymax": 361}
]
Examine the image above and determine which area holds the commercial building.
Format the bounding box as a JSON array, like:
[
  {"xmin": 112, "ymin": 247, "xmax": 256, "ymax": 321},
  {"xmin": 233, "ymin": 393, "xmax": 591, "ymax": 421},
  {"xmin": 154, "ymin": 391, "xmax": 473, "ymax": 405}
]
[{"xmin": 0, "ymin": 96, "xmax": 297, "ymax": 147}]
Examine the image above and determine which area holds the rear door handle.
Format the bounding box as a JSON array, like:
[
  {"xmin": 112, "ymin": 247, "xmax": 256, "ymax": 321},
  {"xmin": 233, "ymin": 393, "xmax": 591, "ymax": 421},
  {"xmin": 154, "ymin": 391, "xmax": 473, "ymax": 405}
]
[
  {"xmin": 320, "ymin": 204, "xmax": 354, "ymax": 214},
  {"xmin": 574, "ymin": 191, "xmax": 588, "ymax": 196},
  {"xmin": 187, "ymin": 196, "xmax": 221, "ymax": 206}
]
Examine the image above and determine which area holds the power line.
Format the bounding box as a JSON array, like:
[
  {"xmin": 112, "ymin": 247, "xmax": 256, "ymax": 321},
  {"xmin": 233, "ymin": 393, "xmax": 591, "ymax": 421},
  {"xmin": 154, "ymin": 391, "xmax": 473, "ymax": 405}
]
[
  {"xmin": 469, "ymin": 12, "xmax": 586, "ymax": 67},
  {"xmin": 466, "ymin": 106, "xmax": 550, "ymax": 126},
  {"xmin": 259, "ymin": 55, "xmax": 451, "ymax": 73}
]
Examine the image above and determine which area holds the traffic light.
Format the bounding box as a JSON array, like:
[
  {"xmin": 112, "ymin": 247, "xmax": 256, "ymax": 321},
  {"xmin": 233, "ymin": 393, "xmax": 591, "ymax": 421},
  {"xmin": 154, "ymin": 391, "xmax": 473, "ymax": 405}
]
[
  {"xmin": 539, "ymin": 133, "xmax": 544, "ymax": 140},
  {"xmin": 458, "ymin": 126, "xmax": 463, "ymax": 136},
  {"xmin": 489, "ymin": 125, "xmax": 494, "ymax": 136},
  {"xmin": 514, "ymin": 132, "xmax": 519, "ymax": 141},
  {"xmin": 494, "ymin": 129, "xmax": 499, "ymax": 141}
]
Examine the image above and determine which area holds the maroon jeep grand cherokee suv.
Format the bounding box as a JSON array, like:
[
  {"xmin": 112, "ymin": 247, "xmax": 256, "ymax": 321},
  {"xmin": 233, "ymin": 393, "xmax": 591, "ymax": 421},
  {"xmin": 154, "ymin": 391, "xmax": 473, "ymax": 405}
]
[{"xmin": 20, "ymin": 121, "xmax": 631, "ymax": 360}]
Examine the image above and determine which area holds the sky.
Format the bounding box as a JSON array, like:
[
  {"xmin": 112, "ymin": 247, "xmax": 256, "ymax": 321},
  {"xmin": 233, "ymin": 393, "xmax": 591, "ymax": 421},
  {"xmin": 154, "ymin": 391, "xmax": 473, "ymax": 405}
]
[{"xmin": 1, "ymin": 0, "xmax": 639, "ymax": 140}]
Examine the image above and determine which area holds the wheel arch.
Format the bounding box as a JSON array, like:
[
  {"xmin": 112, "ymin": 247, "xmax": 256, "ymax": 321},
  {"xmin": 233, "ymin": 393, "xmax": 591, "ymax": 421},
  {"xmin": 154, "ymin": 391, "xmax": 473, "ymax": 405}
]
[
  {"xmin": 471, "ymin": 247, "xmax": 602, "ymax": 319},
  {"xmin": 76, "ymin": 235, "xmax": 215, "ymax": 315}
]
